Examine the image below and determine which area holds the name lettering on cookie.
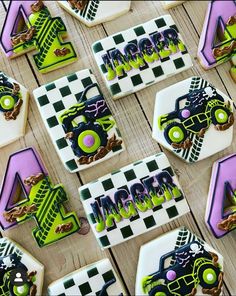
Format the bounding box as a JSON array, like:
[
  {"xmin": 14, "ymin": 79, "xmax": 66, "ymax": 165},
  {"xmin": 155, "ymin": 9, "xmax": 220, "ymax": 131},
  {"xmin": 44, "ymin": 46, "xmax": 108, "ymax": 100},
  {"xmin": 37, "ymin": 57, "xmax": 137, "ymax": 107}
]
[
  {"xmin": 0, "ymin": 1, "xmax": 77, "ymax": 73},
  {"xmin": 90, "ymin": 171, "xmax": 182, "ymax": 232},
  {"xmin": 0, "ymin": 147, "xmax": 80, "ymax": 247},
  {"xmin": 198, "ymin": 0, "xmax": 236, "ymax": 81},
  {"xmin": 102, "ymin": 28, "xmax": 186, "ymax": 81}
]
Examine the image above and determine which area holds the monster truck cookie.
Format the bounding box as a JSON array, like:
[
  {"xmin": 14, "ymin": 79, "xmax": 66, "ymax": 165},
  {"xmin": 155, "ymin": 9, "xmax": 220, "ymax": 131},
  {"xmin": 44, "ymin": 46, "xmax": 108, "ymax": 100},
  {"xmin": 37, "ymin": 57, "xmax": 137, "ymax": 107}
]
[
  {"xmin": 0, "ymin": 0, "xmax": 77, "ymax": 73},
  {"xmin": 79, "ymin": 153, "xmax": 189, "ymax": 248},
  {"xmin": 48, "ymin": 258, "xmax": 125, "ymax": 295},
  {"xmin": 198, "ymin": 0, "xmax": 236, "ymax": 82},
  {"xmin": 206, "ymin": 153, "xmax": 236, "ymax": 238},
  {"xmin": 33, "ymin": 69, "xmax": 125, "ymax": 173},
  {"xmin": 92, "ymin": 15, "xmax": 192, "ymax": 100},
  {"xmin": 0, "ymin": 72, "xmax": 29, "ymax": 148},
  {"xmin": 0, "ymin": 237, "xmax": 44, "ymax": 296},
  {"xmin": 58, "ymin": 0, "xmax": 131, "ymax": 27},
  {"xmin": 162, "ymin": 1, "xmax": 185, "ymax": 9},
  {"xmin": 136, "ymin": 227, "xmax": 224, "ymax": 296},
  {"xmin": 0, "ymin": 147, "xmax": 81, "ymax": 247},
  {"xmin": 152, "ymin": 77, "xmax": 234, "ymax": 163}
]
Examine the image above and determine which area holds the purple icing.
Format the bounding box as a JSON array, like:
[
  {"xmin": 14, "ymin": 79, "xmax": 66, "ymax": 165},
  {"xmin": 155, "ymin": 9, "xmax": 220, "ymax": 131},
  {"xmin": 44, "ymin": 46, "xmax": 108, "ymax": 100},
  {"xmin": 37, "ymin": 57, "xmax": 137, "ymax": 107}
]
[
  {"xmin": 198, "ymin": 0, "xmax": 236, "ymax": 68},
  {"xmin": 166, "ymin": 270, "xmax": 176, "ymax": 281},
  {"xmin": 0, "ymin": 1, "xmax": 36, "ymax": 57},
  {"xmin": 206, "ymin": 153, "xmax": 236, "ymax": 238},
  {"xmin": 0, "ymin": 147, "xmax": 47, "ymax": 229},
  {"xmin": 181, "ymin": 109, "xmax": 190, "ymax": 118},
  {"xmin": 83, "ymin": 135, "xmax": 95, "ymax": 147}
]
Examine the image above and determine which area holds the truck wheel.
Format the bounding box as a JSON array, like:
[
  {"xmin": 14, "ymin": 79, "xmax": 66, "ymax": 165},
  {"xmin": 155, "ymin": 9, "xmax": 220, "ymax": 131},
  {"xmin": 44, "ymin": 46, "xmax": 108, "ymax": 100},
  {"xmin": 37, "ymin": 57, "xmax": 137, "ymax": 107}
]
[
  {"xmin": 198, "ymin": 263, "xmax": 220, "ymax": 289},
  {"xmin": 149, "ymin": 285, "xmax": 169, "ymax": 296},
  {"xmin": 164, "ymin": 122, "xmax": 187, "ymax": 146},
  {"xmin": 0, "ymin": 94, "xmax": 17, "ymax": 111},
  {"xmin": 211, "ymin": 107, "xmax": 230, "ymax": 126}
]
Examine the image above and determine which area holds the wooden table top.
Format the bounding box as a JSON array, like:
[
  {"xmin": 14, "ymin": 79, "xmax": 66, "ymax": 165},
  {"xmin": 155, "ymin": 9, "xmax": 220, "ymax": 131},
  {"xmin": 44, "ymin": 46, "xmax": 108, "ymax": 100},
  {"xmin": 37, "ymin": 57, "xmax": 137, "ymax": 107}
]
[{"xmin": 0, "ymin": 1, "xmax": 235, "ymax": 294}]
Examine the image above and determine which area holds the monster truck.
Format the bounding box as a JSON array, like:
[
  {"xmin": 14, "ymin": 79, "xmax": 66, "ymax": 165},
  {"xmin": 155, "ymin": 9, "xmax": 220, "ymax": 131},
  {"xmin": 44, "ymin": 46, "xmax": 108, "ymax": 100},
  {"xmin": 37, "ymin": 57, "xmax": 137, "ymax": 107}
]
[
  {"xmin": 158, "ymin": 86, "xmax": 233, "ymax": 147},
  {"xmin": 142, "ymin": 241, "xmax": 223, "ymax": 296}
]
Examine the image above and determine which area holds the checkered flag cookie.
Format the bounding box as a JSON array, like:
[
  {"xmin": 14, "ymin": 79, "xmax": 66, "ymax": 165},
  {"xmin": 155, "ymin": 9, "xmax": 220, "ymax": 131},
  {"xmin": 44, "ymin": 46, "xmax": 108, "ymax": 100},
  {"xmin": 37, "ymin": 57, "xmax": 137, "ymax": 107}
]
[
  {"xmin": 92, "ymin": 15, "xmax": 192, "ymax": 99},
  {"xmin": 48, "ymin": 258, "xmax": 126, "ymax": 296},
  {"xmin": 79, "ymin": 153, "xmax": 190, "ymax": 249},
  {"xmin": 33, "ymin": 69, "xmax": 125, "ymax": 173}
]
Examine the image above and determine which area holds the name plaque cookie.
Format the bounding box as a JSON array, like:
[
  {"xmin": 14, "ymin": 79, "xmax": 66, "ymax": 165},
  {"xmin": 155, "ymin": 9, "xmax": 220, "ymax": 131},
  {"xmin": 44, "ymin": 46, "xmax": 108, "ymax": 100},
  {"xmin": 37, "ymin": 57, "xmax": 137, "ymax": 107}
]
[
  {"xmin": 92, "ymin": 15, "xmax": 192, "ymax": 99},
  {"xmin": 79, "ymin": 153, "xmax": 190, "ymax": 248},
  {"xmin": 48, "ymin": 258, "xmax": 125, "ymax": 296}
]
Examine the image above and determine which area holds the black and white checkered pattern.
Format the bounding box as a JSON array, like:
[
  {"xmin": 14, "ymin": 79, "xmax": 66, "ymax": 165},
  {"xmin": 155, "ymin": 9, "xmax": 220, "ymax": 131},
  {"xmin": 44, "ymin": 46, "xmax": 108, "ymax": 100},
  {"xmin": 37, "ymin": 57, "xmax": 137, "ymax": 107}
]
[
  {"xmin": 92, "ymin": 15, "xmax": 192, "ymax": 99},
  {"xmin": 33, "ymin": 69, "xmax": 125, "ymax": 173},
  {"xmin": 48, "ymin": 258, "xmax": 125, "ymax": 296},
  {"xmin": 79, "ymin": 153, "xmax": 190, "ymax": 249}
]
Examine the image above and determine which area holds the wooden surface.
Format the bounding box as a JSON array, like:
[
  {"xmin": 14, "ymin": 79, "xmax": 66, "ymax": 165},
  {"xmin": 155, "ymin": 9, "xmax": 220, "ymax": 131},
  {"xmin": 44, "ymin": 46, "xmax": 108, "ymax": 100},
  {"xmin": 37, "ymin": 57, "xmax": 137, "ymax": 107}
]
[{"xmin": 0, "ymin": 1, "xmax": 235, "ymax": 294}]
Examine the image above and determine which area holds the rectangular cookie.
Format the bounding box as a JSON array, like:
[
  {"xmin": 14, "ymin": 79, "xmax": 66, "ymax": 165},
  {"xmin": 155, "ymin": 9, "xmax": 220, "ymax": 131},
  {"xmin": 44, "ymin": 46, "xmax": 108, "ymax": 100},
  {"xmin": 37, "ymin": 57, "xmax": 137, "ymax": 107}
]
[
  {"xmin": 33, "ymin": 69, "xmax": 125, "ymax": 173},
  {"xmin": 92, "ymin": 15, "xmax": 192, "ymax": 99},
  {"xmin": 79, "ymin": 153, "xmax": 190, "ymax": 248}
]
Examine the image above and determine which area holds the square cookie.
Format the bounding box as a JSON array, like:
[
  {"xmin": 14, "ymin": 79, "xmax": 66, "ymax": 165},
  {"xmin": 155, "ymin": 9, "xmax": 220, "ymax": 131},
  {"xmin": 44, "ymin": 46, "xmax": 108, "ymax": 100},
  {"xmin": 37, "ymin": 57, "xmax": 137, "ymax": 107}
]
[
  {"xmin": 152, "ymin": 77, "xmax": 234, "ymax": 163},
  {"xmin": 58, "ymin": 1, "xmax": 131, "ymax": 27},
  {"xmin": 48, "ymin": 258, "xmax": 126, "ymax": 295},
  {"xmin": 206, "ymin": 153, "xmax": 236, "ymax": 238},
  {"xmin": 0, "ymin": 72, "xmax": 29, "ymax": 148},
  {"xmin": 136, "ymin": 227, "xmax": 224, "ymax": 296},
  {"xmin": 92, "ymin": 15, "xmax": 192, "ymax": 100},
  {"xmin": 0, "ymin": 237, "xmax": 44, "ymax": 295},
  {"xmin": 33, "ymin": 69, "xmax": 125, "ymax": 173},
  {"xmin": 79, "ymin": 153, "xmax": 190, "ymax": 249}
]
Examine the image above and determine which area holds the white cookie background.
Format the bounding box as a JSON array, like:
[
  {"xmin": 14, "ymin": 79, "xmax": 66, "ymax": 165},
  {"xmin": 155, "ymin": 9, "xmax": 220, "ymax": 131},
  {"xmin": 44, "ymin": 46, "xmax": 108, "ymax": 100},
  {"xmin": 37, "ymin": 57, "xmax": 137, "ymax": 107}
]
[
  {"xmin": 135, "ymin": 227, "xmax": 224, "ymax": 295},
  {"xmin": 0, "ymin": 72, "xmax": 29, "ymax": 148},
  {"xmin": 58, "ymin": 1, "xmax": 131, "ymax": 27},
  {"xmin": 152, "ymin": 77, "xmax": 234, "ymax": 163}
]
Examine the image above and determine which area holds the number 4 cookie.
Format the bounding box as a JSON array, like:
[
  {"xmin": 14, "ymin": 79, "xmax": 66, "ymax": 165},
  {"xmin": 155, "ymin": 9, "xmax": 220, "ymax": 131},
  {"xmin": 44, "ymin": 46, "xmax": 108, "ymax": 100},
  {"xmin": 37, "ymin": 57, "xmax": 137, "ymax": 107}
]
[
  {"xmin": 152, "ymin": 77, "xmax": 234, "ymax": 163},
  {"xmin": 198, "ymin": 0, "xmax": 236, "ymax": 82},
  {"xmin": 0, "ymin": 147, "xmax": 81, "ymax": 248},
  {"xmin": 0, "ymin": 0, "xmax": 77, "ymax": 73},
  {"xmin": 58, "ymin": 1, "xmax": 131, "ymax": 27},
  {"xmin": 33, "ymin": 69, "xmax": 125, "ymax": 173},
  {"xmin": 0, "ymin": 71, "xmax": 29, "ymax": 148}
]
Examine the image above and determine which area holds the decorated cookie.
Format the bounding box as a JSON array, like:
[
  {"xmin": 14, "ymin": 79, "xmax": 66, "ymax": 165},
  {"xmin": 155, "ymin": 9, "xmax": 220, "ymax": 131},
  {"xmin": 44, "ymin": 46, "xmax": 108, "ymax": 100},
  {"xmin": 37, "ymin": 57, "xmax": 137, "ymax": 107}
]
[
  {"xmin": 206, "ymin": 153, "xmax": 236, "ymax": 238},
  {"xmin": 0, "ymin": 147, "xmax": 81, "ymax": 247},
  {"xmin": 33, "ymin": 69, "xmax": 125, "ymax": 173},
  {"xmin": 48, "ymin": 258, "xmax": 125, "ymax": 295},
  {"xmin": 162, "ymin": 1, "xmax": 185, "ymax": 9},
  {"xmin": 0, "ymin": 0, "xmax": 77, "ymax": 73},
  {"xmin": 79, "ymin": 153, "xmax": 190, "ymax": 249},
  {"xmin": 136, "ymin": 227, "xmax": 224, "ymax": 296},
  {"xmin": 58, "ymin": 0, "xmax": 131, "ymax": 27},
  {"xmin": 0, "ymin": 71, "xmax": 29, "ymax": 148},
  {"xmin": 152, "ymin": 77, "xmax": 234, "ymax": 163},
  {"xmin": 0, "ymin": 237, "xmax": 44, "ymax": 296},
  {"xmin": 92, "ymin": 15, "xmax": 192, "ymax": 100},
  {"xmin": 198, "ymin": 0, "xmax": 236, "ymax": 82}
]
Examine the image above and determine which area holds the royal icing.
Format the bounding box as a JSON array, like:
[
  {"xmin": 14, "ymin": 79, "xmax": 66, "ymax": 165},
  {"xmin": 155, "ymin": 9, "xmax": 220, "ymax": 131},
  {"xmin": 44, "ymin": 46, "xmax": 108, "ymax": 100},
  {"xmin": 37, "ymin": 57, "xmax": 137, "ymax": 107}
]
[
  {"xmin": 198, "ymin": 0, "xmax": 236, "ymax": 82},
  {"xmin": 0, "ymin": 71, "xmax": 29, "ymax": 148},
  {"xmin": 48, "ymin": 258, "xmax": 125, "ymax": 295},
  {"xmin": 0, "ymin": 0, "xmax": 77, "ymax": 73},
  {"xmin": 0, "ymin": 237, "xmax": 44, "ymax": 296},
  {"xmin": 162, "ymin": 1, "xmax": 185, "ymax": 9},
  {"xmin": 152, "ymin": 77, "xmax": 234, "ymax": 163},
  {"xmin": 0, "ymin": 147, "xmax": 81, "ymax": 247},
  {"xmin": 79, "ymin": 153, "xmax": 190, "ymax": 249},
  {"xmin": 58, "ymin": 0, "xmax": 131, "ymax": 27},
  {"xmin": 136, "ymin": 227, "xmax": 224, "ymax": 296},
  {"xmin": 92, "ymin": 15, "xmax": 192, "ymax": 100},
  {"xmin": 33, "ymin": 69, "xmax": 125, "ymax": 173},
  {"xmin": 206, "ymin": 153, "xmax": 236, "ymax": 238}
]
